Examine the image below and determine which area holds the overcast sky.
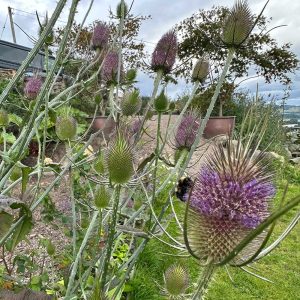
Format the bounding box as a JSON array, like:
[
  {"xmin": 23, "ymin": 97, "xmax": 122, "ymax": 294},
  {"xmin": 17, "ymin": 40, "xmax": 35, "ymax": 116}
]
[{"xmin": 0, "ymin": 0, "xmax": 299, "ymax": 105}]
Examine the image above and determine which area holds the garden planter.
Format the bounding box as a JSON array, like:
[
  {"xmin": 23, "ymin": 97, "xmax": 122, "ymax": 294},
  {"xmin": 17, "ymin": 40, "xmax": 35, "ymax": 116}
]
[
  {"xmin": 86, "ymin": 116, "xmax": 116, "ymax": 138},
  {"xmin": 203, "ymin": 116, "xmax": 235, "ymax": 139}
]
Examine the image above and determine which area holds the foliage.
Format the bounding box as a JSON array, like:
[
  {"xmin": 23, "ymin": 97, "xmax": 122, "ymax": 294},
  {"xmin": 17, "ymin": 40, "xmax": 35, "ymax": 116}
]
[{"xmin": 176, "ymin": 6, "xmax": 299, "ymax": 85}]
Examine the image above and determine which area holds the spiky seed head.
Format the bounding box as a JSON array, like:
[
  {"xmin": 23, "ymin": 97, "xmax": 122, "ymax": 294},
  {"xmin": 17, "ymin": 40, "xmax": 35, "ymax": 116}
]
[
  {"xmin": 185, "ymin": 140, "xmax": 275, "ymax": 264},
  {"xmin": 151, "ymin": 31, "xmax": 177, "ymax": 75},
  {"xmin": 0, "ymin": 110, "xmax": 9, "ymax": 127},
  {"xmin": 94, "ymin": 151, "xmax": 105, "ymax": 174},
  {"xmin": 154, "ymin": 90, "xmax": 169, "ymax": 112},
  {"xmin": 164, "ymin": 264, "xmax": 189, "ymax": 297},
  {"xmin": 222, "ymin": 0, "xmax": 253, "ymax": 47},
  {"xmin": 175, "ymin": 111, "xmax": 200, "ymax": 150},
  {"xmin": 55, "ymin": 116, "xmax": 77, "ymax": 141},
  {"xmin": 91, "ymin": 22, "xmax": 110, "ymax": 50},
  {"xmin": 24, "ymin": 77, "xmax": 42, "ymax": 99},
  {"xmin": 121, "ymin": 90, "xmax": 142, "ymax": 116},
  {"xmin": 116, "ymin": 1, "xmax": 128, "ymax": 19},
  {"xmin": 101, "ymin": 51, "xmax": 120, "ymax": 85},
  {"xmin": 107, "ymin": 133, "xmax": 134, "ymax": 184},
  {"xmin": 126, "ymin": 69, "xmax": 137, "ymax": 81},
  {"xmin": 94, "ymin": 185, "xmax": 111, "ymax": 209},
  {"xmin": 192, "ymin": 58, "xmax": 209, "ymax": 83}
]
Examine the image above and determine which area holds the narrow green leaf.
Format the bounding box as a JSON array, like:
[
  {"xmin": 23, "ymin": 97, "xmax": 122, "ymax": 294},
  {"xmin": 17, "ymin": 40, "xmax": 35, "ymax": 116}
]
[
  {"xmin": 10, "ymin": 216, "xmax": 33, "ymax": 251},
  {"xmin": 0, "ymin": 212, "xmax": 14, "ymax": 239}
]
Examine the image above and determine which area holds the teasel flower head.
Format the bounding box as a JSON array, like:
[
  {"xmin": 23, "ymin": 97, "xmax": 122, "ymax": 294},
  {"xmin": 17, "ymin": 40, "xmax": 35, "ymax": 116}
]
[
  {"xmin": 163, "ymin": 264, "xmax": 189, "ymax": 299},
  {"xmin": 222, "ymin": 0, "xmax": 253, "ymax": 48},
  {"xmin": 94, "ymin": 151, "xmax": 106, "ymax": 175},
  {"xmin": 120, "ymin": 89, "xmax": 142, "ymax": 116},
  {"xmin": 24, "ymin": 77, "xmax": 42, "ymax": 99},
  {"xmin": 0, "ymin": 110, "xmax": 9, "ymax": 127},
  {"xmin": 154, "ymin": 89, "xmax": 169, "ymax": 112},
  {"xmin": 192, "ymin": 58, "xmax": 209, "ymax": 83},
  {"xmin": 101, "ymin": 51, "xmax": 120, "ymax": 85},
  {"xmin": 91, "ymin": 22, "xmax": 110, "ymax": 50},
  {"xmin": 116, "ymin": 1, "xmax": 128, "ymax": 19},
  {"xmin": 185, "ymin": 140, "xmax": 275, "ymax": 265},
  {"xmin": 175, "ymin": 111, "xmax": 200, "ymax": 151},
  {"xmin": 55, "ymin": 116, "xmax": 77, "ymax": 141},
  {"xmin": 94, "ymin": 185, "xmax": 111, "ymax": 209},
  {"xmin": 107, "ymin": 132, "xmax": 134, "ymax": 184},
  {"xmin": 151, "ymin": 30, "xmax": 177, "ymax": 75}
]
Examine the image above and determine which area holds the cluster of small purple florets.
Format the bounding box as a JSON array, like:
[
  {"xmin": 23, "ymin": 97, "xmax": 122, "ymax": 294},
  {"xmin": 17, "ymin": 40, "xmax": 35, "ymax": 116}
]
[
  {"xmin": 24, "ymin": 77, "xmax": 42, "ymax": 99},
  {"xmin": 151, "ymin": 31, "xmax": 177, "ymax": 74},
  {"xmin": 175, "ymin": 112, "xmax": 200, "ymax": 150},
  {"xmin": 91, "ymin": 22, "xmax": 110, "ymax": 50},
  {"xmin": 101, "ymin": 51, "xmax": 119, "ymax": 83},
  {"xmin": 190, "ymin": 168, "xmax": 275, "ymax": 229}
]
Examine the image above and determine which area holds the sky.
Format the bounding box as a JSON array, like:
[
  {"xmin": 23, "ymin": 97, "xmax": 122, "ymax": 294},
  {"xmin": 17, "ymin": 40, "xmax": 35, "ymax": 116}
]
[{"xmin": 0, "ymin": 0, "xmax": 299, "ymax": 105}]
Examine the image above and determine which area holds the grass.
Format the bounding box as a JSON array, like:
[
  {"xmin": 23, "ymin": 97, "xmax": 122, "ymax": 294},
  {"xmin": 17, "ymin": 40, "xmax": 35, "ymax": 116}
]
[{"xmin": 128, "ymin": 174, "xmax": 300, "ymax": 299}]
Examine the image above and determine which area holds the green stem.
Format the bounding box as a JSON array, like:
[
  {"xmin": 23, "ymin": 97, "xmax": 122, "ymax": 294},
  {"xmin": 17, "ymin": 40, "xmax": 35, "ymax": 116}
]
[
  {"xmin": 101, "ymin": 184, "xmax": 121, "ymax": 290},
  {"xmin": 65, "ymin": 211, "xmax": 99, "ymax": 297},
  {"xmin": 2, "ymin": 127, "xmax": 6, "ymax": 153},
  {"xmin": 192, "ymin": 264, "xmax": 216, "ymax": 300}
]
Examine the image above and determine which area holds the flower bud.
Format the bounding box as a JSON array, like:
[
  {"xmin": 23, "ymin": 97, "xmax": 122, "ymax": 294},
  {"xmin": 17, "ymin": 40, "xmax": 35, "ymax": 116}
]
[
  {"xmin": 55, "ymin": 116, "xmax": 77, "ymax": 141},
  {"xmin": 121, "ymin": 90, "xmax": 142, "ymax": 116},
  {"xmin": 94, "ymin": 151, "xmax": 105, "ymax": 175},
  {"xmin": 222, "ymin": 0, "xmax": 253, "ymax": 47},
  {"xmin": 94, "ymin": 185, "xmax": 111, "ymax": 209},
  {"xmin": 116, "ymin": 1, "xmax": 128, "ymax": 19},
  {"xmin": 164, "ymin": 264, "xmax": 189, "ymax": 297},
  {"xmin": 126, "ymin": 69, "xmax": 137, "ymax": 82},
  {"xmin": 192, "ymin": 58, "xmax": 209, "ymax": 83},
  {"xmin": 154, "ymin": 90, "xmax": 168, "ymax": 113},
  {"xmin": 0, "ymin": 110, "xmax": 9, "ymax": 127},
  {"xmin": 107, "ymin": 133, "xmax": 134, "ymax": 184}
]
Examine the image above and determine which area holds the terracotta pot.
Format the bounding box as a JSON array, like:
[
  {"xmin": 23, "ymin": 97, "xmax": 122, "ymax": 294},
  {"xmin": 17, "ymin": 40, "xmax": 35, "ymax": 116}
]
[
  {"xmin": 203, "ymin": 116, "xmax": 235, "ymax": 139},
  {"xmin": 86, "ymin": 116, "xmax": 116, "ymax": 138}
]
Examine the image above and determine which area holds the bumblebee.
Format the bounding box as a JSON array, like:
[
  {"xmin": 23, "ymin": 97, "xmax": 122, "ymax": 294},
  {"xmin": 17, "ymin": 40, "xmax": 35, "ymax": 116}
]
[{"xmin": 175, "ymin": 176, "xmax": 193, "ymax": 202}]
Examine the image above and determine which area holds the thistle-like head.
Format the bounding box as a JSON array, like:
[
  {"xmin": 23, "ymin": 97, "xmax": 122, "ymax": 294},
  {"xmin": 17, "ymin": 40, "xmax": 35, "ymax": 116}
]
[
  {"xmin": 185, "ymin": 140, "xmax": 275, "ymax": 264},
  {"xmin": 101, "ymin": 51, "xmax": 120, "ymax": 85},
  {"xmin": 120, "ymin": 89, "xmax": 142, "ymax": 116},
  {"xmin": 24, "ymin": 77, "xmax": 42, "ymax": 99},
  {"xmin": 192, "ymin": 58, "xmax": 209, "ymax": 83},
  {"xmin": 222, "ymin": 0, "xmax": 253, "ymax": 48},
  {"xmin": 163, "ymin": 264, "xmax": 189, "ymax": 299},
  {"xmin": 151, "ymin": 30, "xmax": 177, "ymax": 75},
  {"xmin": 107, "ymin": 132, "xmax": 134, "ymax": 184},
  {"xmin": 175, "ymin": 111, "xmax": 200, "ymax": 151},
  {"xmin": 91, "ymin": 22, "xmax": 110, "ymax": 50}
]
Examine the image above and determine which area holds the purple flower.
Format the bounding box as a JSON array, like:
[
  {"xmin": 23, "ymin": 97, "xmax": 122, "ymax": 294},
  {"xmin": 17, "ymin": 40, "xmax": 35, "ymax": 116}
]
[
  {"xmin": 190, "ymin": 168, "xmax": 275, "ymax": 229},
  {"xmin": 101, "ymin": 51, "xmax": 120, "ymax": 84},
  {"xmin": 91, "ymin": 22, "xmax": 110, "ymax": 50},
  {"xmin": 130, "ymin": 119, "xmax": 142, "ymax": 136},
  {"xmin": 24, "ymin": 77, "xmax": 42, "ymax": 99},
  {"xmin": 175, "ymin": 112, "xmax": 200, "ymax": 150},
  {"xmin": 151, "ymin": 31, "xmax": 177, "ymax": 74}
]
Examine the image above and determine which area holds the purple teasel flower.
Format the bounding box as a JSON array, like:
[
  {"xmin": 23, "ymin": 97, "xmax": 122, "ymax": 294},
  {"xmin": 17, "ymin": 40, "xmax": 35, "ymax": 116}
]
[
  {"xmin": 91, "ymin": 22, "xmax": 110, "ymax": 50},
  {"xmin": 151, "ymin": 30, "xmax": 177, "ymax": 74},
  {"xmin": 190, "ymin": 169, "xmax": 275, "ymax": 229},
  {"xmin": 24, "ymin": 77, "xmax": 42, "ymax": 99},
  {"xmin": 101, "ymin": 51, "xmax": 121, "ymax": 84},
  {"xmin": 184, "ymin": 141, "xmax": 276, "ymax": 264},
  {"xmin": 175, "ymin": 112, "xmax": 200, "ymax": 150}
]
